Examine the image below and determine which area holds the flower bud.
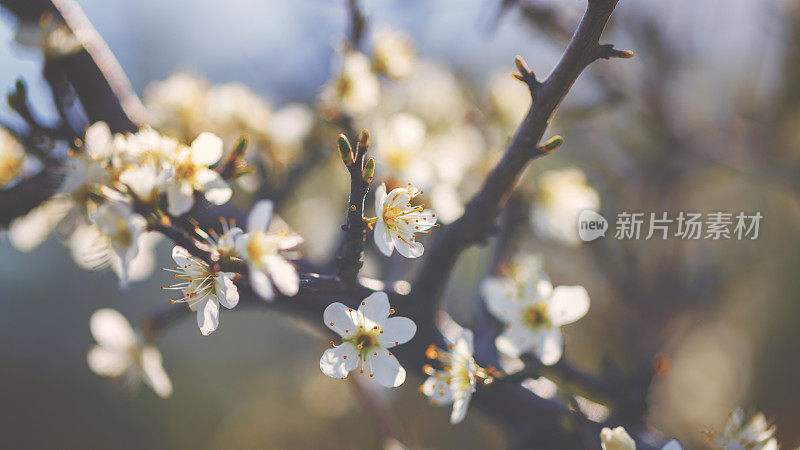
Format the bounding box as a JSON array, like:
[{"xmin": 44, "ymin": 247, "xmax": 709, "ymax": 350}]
[
  {"xmin": 539, "ymin": 135, "xmax": 563, "ymax": 153},
  {"xmin": 358, "ymin": 129, "xmax": 370, "ymax": 150},
  {"xmin": 337, "ymin": 134, "xmax": 355, "ymax": 166},
  {"xmin": 362, "ymin": 158, "xmax": 374, "ymax": 184}
]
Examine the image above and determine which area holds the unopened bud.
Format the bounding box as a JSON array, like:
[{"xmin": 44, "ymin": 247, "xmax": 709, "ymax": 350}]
[
  {"xmin": 539, "ymin": 135, "xmax": 563, "ymax": 153},
  {"xmin": 362, "ymin": 158, "xmax": 375, "ymax": 184},
  {"xmin": 514, "ymin": 55, "xmax": 528, "ymax": 74},
  {"xmin": 358, "ymin": 129, "xmax": 370, "ymax": 149},
  {"xmin": 232, "ymin": 134, "xmax": 249, "ymax": 157},
  {"xmin": 337, "ymin": 134, "xmax": 354, "ymax": 166}
]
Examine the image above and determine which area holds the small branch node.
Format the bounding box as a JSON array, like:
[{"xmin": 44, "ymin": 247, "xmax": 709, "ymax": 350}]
[
  {"xmin": 513, "ymin": 55, "xmax": 541, "ymax": 96},
  {"xmin": 596, "ymin": 43, "xmax": 634, "ymax": 61}
]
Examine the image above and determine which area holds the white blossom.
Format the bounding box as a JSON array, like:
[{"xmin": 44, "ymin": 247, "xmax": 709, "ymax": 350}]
[
  {"xmin": 371, "ymin": 29, "xmax": 416, "ymax": 80},
  {"xmin": 320, "ymin": 292, "xmax": 416, "ymax": 387},
  {"xmin": 481, "ymin": 254, "xmax": 589, "ymax": 365},
  {"xmin": 91, "ymin": 201, "xmax": 147, "ymax": 288},
  {"xmin": 321, "ymin": 50, "xmax": 380, "ymax": 116},
  {"xmin": 143, "ymin": 72, "xmax": 208, "ymax": 141},
  {"xmin": 162, "ymin": 246, "xmax": 239, "ymax": 336},
  {"xmin": 0, "ymin": 127, "xmax": 25, "ymax": 187},
  {"xmin": 711, "ymin": 408, "xmax": 778, "ymax": 450},
  {"xmin": 87, "ymin": 308, "xmax": 172, "ymax": 398},
  {"xmin": 420, "ymin": 326, "xmax": 479, "ymax": 424},
  {"xmin": 164, "ymin": 132, "xmax": 232, "ymax": 216},
  {"xmin": 372, "ymin": 183, "xmax": 437, "ymax": 258},
  {"xmin": 531, "ymin": 167, "xmax": 600, "ymax": 246},
  {"xmin": 372, "ymin": 113, "xmax": 427, "ymax": 181},
  {"xmin": 236, "ymin": 200, "xmax": 302, "ymax": 300}
]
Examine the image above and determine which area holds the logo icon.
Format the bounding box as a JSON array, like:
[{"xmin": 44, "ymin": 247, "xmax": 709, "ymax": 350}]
[{"xmin": 578, "ymin": 210, "xmax": 607, "ymax": 242}]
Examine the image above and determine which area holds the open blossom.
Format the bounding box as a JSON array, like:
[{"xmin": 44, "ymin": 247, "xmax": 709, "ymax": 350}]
[
  {"xmin": 420, "ymin": 326, "xmax": 481, "ymax": 424},
  {"xmin": 371, "ymin": 29, "xmax": 416, "ymax": 79},
  {"xmin": 531, "ymin": 167, "xmax": 600, "ymax": 246},
  {"xmin": 0, "ymin": 127, "xmax": 25, "ymax": 187},
  {"xmin": 481, "ymin": 253, "xmax": 589, "ymax": 365},
  {"xmin": 320, "ymin": 292, "xmax": 416, "ymax": 387},
  {"xmin": 236, "ymin": 200, "xmax": 302, "ymax": 300},
  {"xmin": 91, "ymin": 201, "xmax": 147, "ymax": 289},
  {"xmin": 164, "ymin": 132, "xmax": 232, "ymax": 216},
  {"xmin": 87, "ymin": 308, "xmax": 172, "ymax": 398},
  {"xmin": 372, "ymin": 183, "xmax": 437, "ymax": 258},
  {"xmin": 162, "ymin": 246, "xmax": 239, "ymax": 336},
  {"xmin": 372, "ymin": 113, "xmax": 427, "ymax": 181},
  {"xmin": 321, "ymin": 50, "xmax": 380, "ymax": 116},
  {"xmin": 709, "ymin": 408, "xmax": 778, "ymax": 450}
]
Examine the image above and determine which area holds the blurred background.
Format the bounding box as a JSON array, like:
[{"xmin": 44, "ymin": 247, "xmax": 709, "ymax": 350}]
[{"xmin": 0, "ymin": 0, "xmax": 798, "ymax": 448}]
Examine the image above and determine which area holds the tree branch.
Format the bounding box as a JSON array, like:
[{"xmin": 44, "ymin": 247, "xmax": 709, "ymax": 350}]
[
  {"xmin": 1, "ymin": 0, "xmax": 145, "ymax": 133},
  {"xmin": 335, "ymin": 131, "xmax": 374, "ymax": 285},
  {"xmin": 412, "ymin": 0, "xmax": 629, "ymax": 319}
]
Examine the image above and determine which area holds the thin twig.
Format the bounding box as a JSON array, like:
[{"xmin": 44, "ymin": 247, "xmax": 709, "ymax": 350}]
[{"xmin": 335, "ymin": 131, "xmax": 373, "ymax": 285}]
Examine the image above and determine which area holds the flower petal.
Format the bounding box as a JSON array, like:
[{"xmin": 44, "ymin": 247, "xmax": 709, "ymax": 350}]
[
  {"xmin": 324, "ymin": 302, "xmax": 358, "ymax": 338},
  {"xmin": 215, "ymin": 273, "xmax": 239, "ymax": 309},
  {"xmin": 393, "ymin": 237, "xmax": 423, "ymax": 258},
  {"xmin": 166, "ymin": 181, "xmax": 194, "ymax": 216},
  {"xmin": 197, "ymin": 298, "xmax": 220, "ymax": 336},
  {"xmin": 171, "ymin": 245, "xmax": 192, "ymax": 266},
  {"xmin": 380, "ymin": 316, "xmax": 416, "ymax": 348},
  {"xmin": 374, "ymin": 183, "xmax": 388, "ymax": 213},
  {"xmin": 90, "ymin": 308, "xmax": 136, "ymax": 349},
  {"xmin": 87, "ymin": 346, "xmax": 130, "ymax": 377},
  {"xmin": 422, "ymin": 376, "xmax": 454, "ymax": 405},
  {"xmin": 535, "ymin": 328, "xmax": 563, "ymax": 365},
  {"xmin": 358, "ymin": 291, "xmax": 391, "ymax": 325},
  {"xmin": 450, "ymin": 393, "xmax": 472, "ymax": 424},
  {"xmin": 452, "ymin": 328, "xmax": 474, "ymax": 357},
  {"xmin": 195, "ymin": 169, "xmax": 232, "ymax": 205},
  {"xmin": 320, "ymin": 343, "xmax": 358, "ymax": 379},
  {"xmin": 189, "ymin": 132, "xmax": 224, "ymax": 166},
  {"xmin": 140, "ymin": 346, "xmax": 173, "ymax": 398},
  {"xmin": 249, "ymin": 267, "xmax": 274, "ymax": 300},
  {"xmin": 495, "ymin": 324, "xmax": 537, "ymax": 358},
  {"xmin": 368, "ymin": 351, "xmax": 406, "ymax": 387},
  {"xmin": 247, "ymin": 199, "xmax": 273, "ymax": 232},
  {"xmin": 373, "ymin": 217, "xmax": 394, "ymax": 257},
  {"xmin": 480, "ymin": 277, "xmax": 518, "ymax": 324},
  {"xmin": 548, "ymin": 286, "xmax": 590, "ymax": 327},
  {"xmin": 265, "ymin": 254, "xmax": 299, "ymax": 296}
]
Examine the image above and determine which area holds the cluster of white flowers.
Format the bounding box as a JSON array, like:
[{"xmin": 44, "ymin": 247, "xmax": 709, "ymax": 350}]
[
  {"xmin": 481, "ymin": 253, "xmax": 590, "ymax": 365},
  {"xmin": 160, "ymin": 199, "xmax": 302, "ymax": 336},
  {"xmin": 319, "ymin": 30, "xmax": 495, "ymax": 224},
  {"xmin": 144, "ymin": 73, "xmax": 314, "ymax": 171},
  {"xmin": 9, "ymin": 122, "xmax": 236, "ymax": 288}
]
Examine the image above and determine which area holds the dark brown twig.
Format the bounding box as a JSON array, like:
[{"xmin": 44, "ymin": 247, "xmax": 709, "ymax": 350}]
[{"xmin": 335, "ymin": 131, "xmax": 373, "ymax": 285}]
